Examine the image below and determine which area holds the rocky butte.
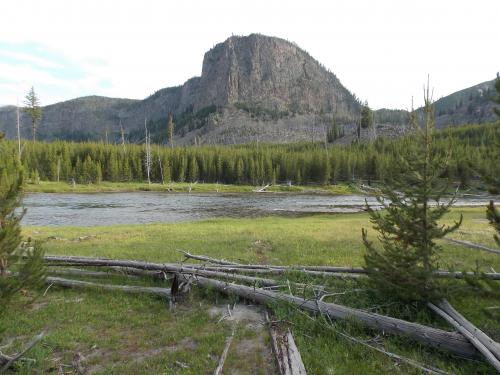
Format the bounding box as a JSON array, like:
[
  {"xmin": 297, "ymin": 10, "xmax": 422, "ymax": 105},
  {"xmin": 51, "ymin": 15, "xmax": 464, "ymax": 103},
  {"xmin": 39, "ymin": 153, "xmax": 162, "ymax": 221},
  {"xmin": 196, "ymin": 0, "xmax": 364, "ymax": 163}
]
[{"xmin": 0, "ymin": 34, "xmax": 496, "ymax": 144}]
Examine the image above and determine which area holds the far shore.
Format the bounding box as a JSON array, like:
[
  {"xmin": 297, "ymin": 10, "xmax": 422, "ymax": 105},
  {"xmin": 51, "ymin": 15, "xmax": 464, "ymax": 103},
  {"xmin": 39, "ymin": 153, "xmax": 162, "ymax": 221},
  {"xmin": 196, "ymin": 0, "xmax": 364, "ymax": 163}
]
[{"xmin": 24, "ymin": 181, "xmax": 361, "ymax": 195}]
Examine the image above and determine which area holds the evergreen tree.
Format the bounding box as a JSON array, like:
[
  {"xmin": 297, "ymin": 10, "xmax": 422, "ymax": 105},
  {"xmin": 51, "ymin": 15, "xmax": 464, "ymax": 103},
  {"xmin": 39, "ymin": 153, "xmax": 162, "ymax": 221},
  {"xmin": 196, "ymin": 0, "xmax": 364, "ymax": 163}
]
[
  {"xmin": 362, "ymin": 86, "xmax": 462, "ymax": 302},
  {"xmin": 95, "ymin": 162, "xmax": 102, "ymax": 184},
  {"xmin": 494, "ymin": 73, "xmax": 500, "ymax": 117},
  {"xmin": 235, "ymin": 158, "xmax": 244, "ymax": 184},
  {"xmin": 360, "ymin": 101, "xmax": 373, "ymax": 129},
  {"xmin": 483, "ymin": 74, "xmax": 500, "ymax": 245},
  {"xmin": 187, "ymin": 155, "xmax": 199, "ymax": 182},
  {"xmin": 327, "ymin": 116, "xmax": 340, "ymax": 143},
  {"xmin": 23, "ymin": 87, "xmax": 42, "ymax": 142},
  {"xmin": 0, "ymin": 132, "xmax": 45, "ymax": 313}
]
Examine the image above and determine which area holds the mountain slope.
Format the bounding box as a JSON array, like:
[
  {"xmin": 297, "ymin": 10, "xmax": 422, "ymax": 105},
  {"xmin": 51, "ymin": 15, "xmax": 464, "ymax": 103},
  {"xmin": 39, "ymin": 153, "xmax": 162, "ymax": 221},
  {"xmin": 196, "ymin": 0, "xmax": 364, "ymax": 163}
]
[
  {"xmin": 0, "ymin": 34, "xmax": 361, "ymax": 143},
  {"xmin": 433, "ymin": 79, "xmax": 497, "ymax": 127}
]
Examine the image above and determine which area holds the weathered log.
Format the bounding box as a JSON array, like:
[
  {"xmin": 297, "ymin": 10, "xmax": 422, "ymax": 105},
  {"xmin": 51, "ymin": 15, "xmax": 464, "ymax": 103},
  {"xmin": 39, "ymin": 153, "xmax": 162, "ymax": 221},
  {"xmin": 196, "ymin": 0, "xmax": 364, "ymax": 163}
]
[
  {"xmin": 267, "ymin": 315, "xmax": 307, "ymax": 375},
  {"xmin": 190, "ymin": 276, "xmax": 479, "ymax": 359},
  {"xmin": 324, "ymin": 324, "xmax": 452, "ymax": 375},
  {"xmin": 107, "ymin": 266, "xmax": 171, "ymax": 280},
  {"xmin": 178, "ymin": 266, "xmax": 279, "ymax": 287},
  {"xmin": 44, "ymin": 256, "xmax": 280, "ymax": 287},
  {"xmin": 0, "ymin": 330, "xmax": 46, "ymax": 372},
  {"xmin": 48, "ymin": 267, "xmax": 140, "ymax": 279},
  {"xmin": 436, "ymin": 299, "xmax": 500, "ymax": 360},
  {"xmin": 46, "ymin": 255, "xmax": 500, "ymax": 281},
  {"xmin": 190, "ymin": 265, "xmax": 500, "ymax": 280},
  {"xmin": 189, "ymin": 265, "xmax": 364, "ymax": 279},
  {"xmin": 428, "ymin": 301, "xmax": 500, "ymax": 372},
  {"xmin": 213, "ymin": 326, "xmax": 236, "ymax": 375},
  {"xmin": 445, "ymin": 238, "xmax": 500, "ymax": 256},
  {"xmin": 254, "ymin": 184, "xmax": 271, "ymax": 193},
  {"xmin": 198, "ymin": 264, "xmax": 366, "ymax": 273},
  {"xmin": 45, "ymin": 276, "xmax": 171, "ymax": 299},
  {"xmin": 177, "ymin": 250, "xmax": 240, "ymax": 265}
]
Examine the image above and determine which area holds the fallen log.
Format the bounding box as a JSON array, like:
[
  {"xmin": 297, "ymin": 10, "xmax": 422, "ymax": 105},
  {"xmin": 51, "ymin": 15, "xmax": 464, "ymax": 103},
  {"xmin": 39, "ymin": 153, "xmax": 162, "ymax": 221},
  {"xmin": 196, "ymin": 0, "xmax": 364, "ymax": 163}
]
[
  {"xmin": 177, "ymin": 250, "xmax": 240, "ymax": 265},
  {"xmin": 0, "ymin": 330, "xmax": 46, "ymax": 372},
  {"xmin": 45, "ymin": 255, "xmax": 500, "ymax": 280},
  {"xmin": 189, "ymin": 265, "xmax": 364, "ymax": 279},
  {"xmin": 189, "ymin": 276, "xmax": 478, "ymax": 359},
  {"xmin": 428, "ymin": 301, "xmax": 500, "ymax": 372},
  {"xmin": 45, "ymin": 256, "xmax": 280, "ymax": 287},
  {"xmin": 320, "ymin": 323, "xmax": 452, "ymax": 375},
  {"xmin": 48, "ymin": 267, "xmax": 140, "ymax": 279},
  {"xmin": 213, "ymin": 325, "xmax": 236, "ymax": 375},
  {"xmin": 45, "ymin": 276, "xmax": 171, "ymax": 299},
  {"xmin": 444, "ymin": 238, "xmax": 500, "ymax": 256},
  {"xmin": 194, "ymin": 263, "xmax": 366, "ymax": 273},
  {"xmin": 254, "ymin": 184, "xmax": 271, "ymax": 193},
  {"xmin": 267, "ymin": 314, "xmax": 307, "ymax": 375},
  {"xmin": 178, "ymin": 266, "xmax": 280, "ymax": 287},
  {"xmin": 436, "ymin": 299, "xmax": 500, "ymax": 360},
  {"xmin": 107, "ymin": 266, "xmax": 171, "ymax": 280}
]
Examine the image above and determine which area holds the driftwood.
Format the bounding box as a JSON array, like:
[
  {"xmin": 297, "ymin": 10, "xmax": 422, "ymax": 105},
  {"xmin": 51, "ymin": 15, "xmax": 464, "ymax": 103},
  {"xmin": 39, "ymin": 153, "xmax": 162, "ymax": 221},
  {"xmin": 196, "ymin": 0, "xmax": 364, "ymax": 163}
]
[
  {"xmin": 189, "ymin": 276, "xmax": 478, "ymax": 359},
  {"xmin": 445, "ymin": 238, "xmax": 500, "ymax": 256},
  {"xmin": 267, "ymin": 314, "xmax": 307, "ymax": 375},
  {"xmin": 45, "ymin": 276, "xmax": 171, "ymax": 299},
  {"xmin": 428, "ymin": 300, "xmax": 500, "ymax": 372},
  {"xmin": 254, "ymin": 184, "xmax": 271, "ymax": 193},
  {"xmin": 213, "ymin": 325, "xmax": 236, "ymax": 375},
  {"xmin": 0, "ymin": 330, "xmax": 46, "ymax": 372}
]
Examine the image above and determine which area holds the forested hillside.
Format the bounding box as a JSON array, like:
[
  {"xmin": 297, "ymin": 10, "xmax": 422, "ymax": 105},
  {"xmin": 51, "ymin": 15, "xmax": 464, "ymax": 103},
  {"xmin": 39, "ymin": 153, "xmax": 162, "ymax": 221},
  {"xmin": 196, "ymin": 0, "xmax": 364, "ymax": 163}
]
[{"xmin": 9, "ymin": 123, "xmax": 498, "ymax": 188}]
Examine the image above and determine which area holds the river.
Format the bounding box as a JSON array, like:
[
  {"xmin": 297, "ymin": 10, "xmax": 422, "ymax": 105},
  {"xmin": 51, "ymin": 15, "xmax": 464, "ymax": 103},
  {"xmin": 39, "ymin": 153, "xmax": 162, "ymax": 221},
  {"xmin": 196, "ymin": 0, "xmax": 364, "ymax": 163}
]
[{"xmin": 21, "ymin": 192, "xmax": 498, "ymax": 227}]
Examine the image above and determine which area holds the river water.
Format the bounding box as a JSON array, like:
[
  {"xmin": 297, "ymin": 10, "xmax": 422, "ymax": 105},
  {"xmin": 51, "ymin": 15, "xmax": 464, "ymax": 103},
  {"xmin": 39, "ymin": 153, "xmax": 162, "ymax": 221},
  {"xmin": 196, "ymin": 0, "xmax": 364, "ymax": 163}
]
[{"xmin": 21, "ymin": 192, "xmax": 498, "ymax": 227}]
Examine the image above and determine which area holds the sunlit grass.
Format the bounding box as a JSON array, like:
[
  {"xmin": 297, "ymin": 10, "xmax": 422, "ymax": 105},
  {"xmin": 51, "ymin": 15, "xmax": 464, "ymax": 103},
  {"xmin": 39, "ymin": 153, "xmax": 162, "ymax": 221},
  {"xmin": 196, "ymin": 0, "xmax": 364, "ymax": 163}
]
[
  {"xmin": 24, "ymin": 180, "xmax": 358, "ymax": 195},
  {"xmin": 1, "ymin": 207, "xmax": 498, "ymax": 373}
]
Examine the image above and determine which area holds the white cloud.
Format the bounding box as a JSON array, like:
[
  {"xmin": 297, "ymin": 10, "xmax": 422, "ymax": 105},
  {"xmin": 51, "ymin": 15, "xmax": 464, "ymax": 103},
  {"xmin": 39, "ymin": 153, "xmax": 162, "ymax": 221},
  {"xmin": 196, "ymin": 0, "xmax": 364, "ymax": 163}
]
[{"xmin": 0, "ymin": 0, "xmax": 499, "ymax": 108}]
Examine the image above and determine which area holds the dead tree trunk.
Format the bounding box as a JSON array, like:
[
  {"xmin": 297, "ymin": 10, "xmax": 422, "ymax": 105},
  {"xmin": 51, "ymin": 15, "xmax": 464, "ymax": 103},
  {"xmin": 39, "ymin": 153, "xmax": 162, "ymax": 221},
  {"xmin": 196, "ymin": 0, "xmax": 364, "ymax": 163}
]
[
  {"xmin": 191, "ymin": 276, "xmax": 478, "ymax": 359},
  {"xmin": 45, "ymin": 276, "xmax": 171, "ymax": 299},
  {"xmin": 268, "ymin": 314, "xmax": 307, "ymax": 375},
  {"xmin": 444, "ymin": 238, "xmax": 500, "ymax": 256},
  {"xmin": 177, "ymin": 250, "xmax": 240, "ymax": 265},
  {"xmin": 428, "ymin": 300, "xmax": 500, "ymax": 372}
]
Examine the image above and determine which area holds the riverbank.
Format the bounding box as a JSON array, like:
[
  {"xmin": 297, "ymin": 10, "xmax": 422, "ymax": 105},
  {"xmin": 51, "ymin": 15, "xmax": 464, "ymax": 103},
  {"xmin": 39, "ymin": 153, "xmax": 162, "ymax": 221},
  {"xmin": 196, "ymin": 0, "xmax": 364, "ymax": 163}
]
[
  {"xmin": 24, "ymin": 180, "xmax": 359, "ymax": 195},
  {"xmin": 2, "ymin": 207, "xmax": 497, "ymax": 373}
]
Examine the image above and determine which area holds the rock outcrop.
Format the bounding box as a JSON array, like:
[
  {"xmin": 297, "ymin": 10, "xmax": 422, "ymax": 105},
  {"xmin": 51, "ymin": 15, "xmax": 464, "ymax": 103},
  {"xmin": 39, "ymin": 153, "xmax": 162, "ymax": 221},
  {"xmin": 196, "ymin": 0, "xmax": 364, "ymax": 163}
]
[{"xmin": 0, "ymin": 34, "xmax": 361, "ymax": 142}]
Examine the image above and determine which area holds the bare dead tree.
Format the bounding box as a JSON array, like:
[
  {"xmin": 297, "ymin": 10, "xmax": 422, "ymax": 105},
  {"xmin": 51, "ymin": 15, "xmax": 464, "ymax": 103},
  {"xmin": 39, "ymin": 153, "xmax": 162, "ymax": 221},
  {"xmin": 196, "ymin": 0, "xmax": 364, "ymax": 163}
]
[{"xmin": 144, "ymin": 118, "xmax": 152, "ymax": 185}]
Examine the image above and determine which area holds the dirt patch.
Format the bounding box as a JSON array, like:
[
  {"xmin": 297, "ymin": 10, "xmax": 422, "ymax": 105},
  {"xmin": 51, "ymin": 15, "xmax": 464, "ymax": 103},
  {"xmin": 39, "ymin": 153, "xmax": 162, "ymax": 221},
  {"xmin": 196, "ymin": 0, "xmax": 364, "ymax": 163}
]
[
  {"xmin": 209, "ymin": 304, "xmax": 265, "ymax": 329},
  {"xmin": 77, "ymin": 337, "xmax": 197, "ymax": 374}
]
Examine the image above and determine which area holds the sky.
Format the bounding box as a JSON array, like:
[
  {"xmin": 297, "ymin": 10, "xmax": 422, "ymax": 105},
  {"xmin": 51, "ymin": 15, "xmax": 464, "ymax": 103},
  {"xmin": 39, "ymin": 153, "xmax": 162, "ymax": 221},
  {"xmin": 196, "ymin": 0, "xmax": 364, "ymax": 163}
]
[{"xmin": 0, "ymin": 0, "xmax": 499, "ymax": 110}]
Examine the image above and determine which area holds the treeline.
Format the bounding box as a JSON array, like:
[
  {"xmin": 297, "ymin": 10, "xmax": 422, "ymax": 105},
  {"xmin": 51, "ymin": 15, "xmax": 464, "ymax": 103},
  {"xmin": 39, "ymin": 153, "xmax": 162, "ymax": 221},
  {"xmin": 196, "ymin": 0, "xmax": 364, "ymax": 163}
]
[{"xmin": 8, "ymin": 123, "xmax": 499, "ymax": 187}]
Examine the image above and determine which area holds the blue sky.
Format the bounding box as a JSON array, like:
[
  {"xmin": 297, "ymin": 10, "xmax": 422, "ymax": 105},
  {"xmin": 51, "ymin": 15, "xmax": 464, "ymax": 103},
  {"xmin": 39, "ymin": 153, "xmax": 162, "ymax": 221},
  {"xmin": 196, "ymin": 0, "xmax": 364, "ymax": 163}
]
[{"xmin": 1, "ymin": 0, "xmax": 499, "ymax": 108}]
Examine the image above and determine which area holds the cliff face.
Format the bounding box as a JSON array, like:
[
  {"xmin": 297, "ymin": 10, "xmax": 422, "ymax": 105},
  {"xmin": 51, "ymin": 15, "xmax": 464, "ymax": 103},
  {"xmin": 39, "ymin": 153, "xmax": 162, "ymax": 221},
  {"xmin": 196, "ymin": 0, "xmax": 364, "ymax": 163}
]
[
  {"xmin": 0, "ymin": 34, "xmax": 362, "ymax": 142},
  {"xmin": 194, "ymin": 34, "xmax": 358, "ymax": 118}
]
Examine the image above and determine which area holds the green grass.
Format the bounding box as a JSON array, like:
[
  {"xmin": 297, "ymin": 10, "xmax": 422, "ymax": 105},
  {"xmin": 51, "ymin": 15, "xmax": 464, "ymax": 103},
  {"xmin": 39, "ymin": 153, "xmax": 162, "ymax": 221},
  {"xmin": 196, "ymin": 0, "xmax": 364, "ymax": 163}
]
[
  {"xmin": 24, "ymin": 180, "xmax": 358, "ymax": 195},
  {"xmin": 1, "ymin": 207, "xmax": 499, "ymax": 374}
]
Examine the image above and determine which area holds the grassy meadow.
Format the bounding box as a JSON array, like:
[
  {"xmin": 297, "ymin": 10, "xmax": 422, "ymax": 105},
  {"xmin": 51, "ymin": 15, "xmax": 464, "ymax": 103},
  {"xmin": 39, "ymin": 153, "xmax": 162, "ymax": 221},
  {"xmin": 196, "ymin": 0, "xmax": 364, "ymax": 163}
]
[
  {"xmin": 24, "ymin": 180, "xmax": 358, "ymax": 195},
  {"xmin": 1, "ymin": 207, "xmax": 499, "ymax": 374}
]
